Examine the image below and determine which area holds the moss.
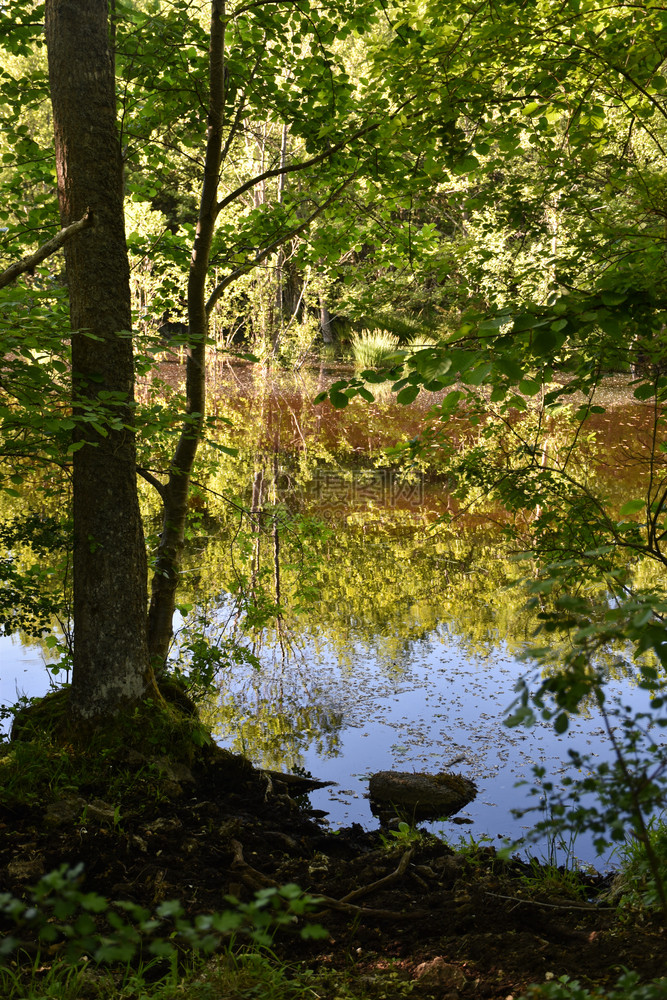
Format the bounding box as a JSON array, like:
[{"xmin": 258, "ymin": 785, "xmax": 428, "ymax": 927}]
[
  {"xmin": 156, "ymin": 676, "xmax": 198, "ymax": 717},
  {"xmin": 10, "ymin": 687, "xmax": 70, "ymax": 743},
  {"xmin": 2, "ymin": 683, "xmax": 215, "ymax": 813},
  {"xmin": 434, "ymin": 772, "xmax": 478, "ymax": 795}
]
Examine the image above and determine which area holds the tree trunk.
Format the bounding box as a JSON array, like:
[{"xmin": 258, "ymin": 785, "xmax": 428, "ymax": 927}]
[
  {"xmin": 320, "ymin": 296, "xmax": 334, "ymax": 344},
  {"xmin": 147, "ymin": 0, "xmax": 226, "ymax": 666},
  {"xmin": 46, "ymin": 0, "xmax": 153, "ymax": 719}
]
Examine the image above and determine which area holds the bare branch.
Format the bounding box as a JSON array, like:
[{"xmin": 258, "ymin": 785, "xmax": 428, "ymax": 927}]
[{"xmin": 0, "ymin": 210, "xmax": 94, "ymax": 290}]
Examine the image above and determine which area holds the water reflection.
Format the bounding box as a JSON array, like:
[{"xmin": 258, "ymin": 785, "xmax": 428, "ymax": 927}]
[{"xmin": 5, "ymin": 363, "xmax": 665, "ymax": 866}]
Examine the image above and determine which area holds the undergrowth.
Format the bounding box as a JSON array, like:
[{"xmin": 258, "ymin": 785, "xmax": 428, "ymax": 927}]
[
  {"xmin": 613, "ymin": 816, "xmax": 667, "ymax": 914},
  {"xmin": 521, "ymin": 970, "xmax": 667, "ymax": 1000},
  {"xmin": 0, "ymin": 684, "xmax": 216, "ymax": 813},
  {"xmin": 0, "ymin": 864, "xmax": 327, "ymax": 999}
]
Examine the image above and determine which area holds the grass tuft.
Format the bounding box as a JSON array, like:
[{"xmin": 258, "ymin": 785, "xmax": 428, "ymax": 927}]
[{"xmin": 350, "ymin": 330, "xmax": 401, "ymax": 368}]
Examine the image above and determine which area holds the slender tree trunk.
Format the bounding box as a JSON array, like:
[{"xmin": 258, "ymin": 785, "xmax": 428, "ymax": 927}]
[
  {"xmin": 320, "ymin": 296, "xmax": 334, "ymax": 344},
  {"xmin": 148, "ymin": 0, "xmax": 226, "ymax": 665},
  {"xmin": 272, "ymin": 124, "xmax": 288, "ymax": 356},
  {"xmin": 45, "ymin": 0, "xmax": 153, "ymax": 718}
]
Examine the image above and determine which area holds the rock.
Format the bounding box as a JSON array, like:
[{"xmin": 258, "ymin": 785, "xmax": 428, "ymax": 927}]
[
  {"xmin": 44, "ymin": 795, "xmax": 120, "ymax": 828},
  {"xmin": 86, "ymin": 798, "xmax": 117, "ymax": 824},
  {"xmin": 44, "ymin": 794, "xmax": 86, "ymax": 827},
  {"xmin": 7, "ymin": 856, "xmax": 45, "ymax": 882},
  {"xmin": 153, "ymin": 755, "xmax": 195, "ymax": 785},
  {"xmin": 414, "ymin": 957, "xmax": 467, "ymax": 995},
  {"xmin": 142, "ymin": 816, "xmax": 183, "ymax": 837},
  {"xmin": 368, "ymin": 770, "xmax": 477, "ymax": 821}
]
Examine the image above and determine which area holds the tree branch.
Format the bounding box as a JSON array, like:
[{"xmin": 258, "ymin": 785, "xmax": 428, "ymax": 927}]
[
  {"xmin": 206, "ymin": 173, "xmax": 357, "ymax": 315},
  {"xmin": 215, "ymin": 120, "xmax": 377, "ymax": 215},
  {"xmin": 136, "ymin": 466, "xmax": 167, "ymax": 500},
  {"xmin": 0, "ymin": 210, "xmax": 93, "ymax": 289}
]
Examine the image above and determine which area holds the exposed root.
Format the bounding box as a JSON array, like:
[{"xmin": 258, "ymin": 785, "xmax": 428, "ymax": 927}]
[{"xmin": 230, "ymin": 840, "xmax": 427, "ymax": 920}]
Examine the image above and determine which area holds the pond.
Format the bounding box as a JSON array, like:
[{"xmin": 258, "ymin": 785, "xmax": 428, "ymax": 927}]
[{"xmin": 2, "ymin": 361, "xmax": 663, "ymax": 868}]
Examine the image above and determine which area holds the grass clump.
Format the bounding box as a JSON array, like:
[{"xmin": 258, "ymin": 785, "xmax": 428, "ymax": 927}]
[
  {"xmin": 0, "ymin": 683, "xmax": 213, "ymax": 816},
  {"xmin": 350, "ymin": 329, "xmax": 401, "ymax": 368}
]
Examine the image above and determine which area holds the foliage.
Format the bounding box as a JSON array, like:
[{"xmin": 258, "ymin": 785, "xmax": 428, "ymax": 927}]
[
  {"xmin": 0, "ymin": 864, "xmax": 326, "ymax": 987},
  {"xmin": 379, "ymin": 820, "xmax": 424, "ymax": 850},
  {"xmin": 503, "ymin": 596, "xmax": 667, "ymax": 914},
  {"xmin": 614, "ymin": 816, "xmax": 667, "ymax": 914},
  {"xmin": 0, "ymin": 511, "xmax": 70, "ymax": 639},
  {"xmin": 3, "ymin": 0, "xmax": 667, "ymax": 935},
  {"xmin": 518, "ymin": 857, "xmax": 587, "ymax": 903},
  {"xmin": 520, "ymin": 970, "xmax": 667, "ymax": 1000}
]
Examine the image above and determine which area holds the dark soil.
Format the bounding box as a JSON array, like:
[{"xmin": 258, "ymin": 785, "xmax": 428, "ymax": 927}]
[{"xmin": 1, "ymin": 745, "xmax": 665, "ymax": 999}]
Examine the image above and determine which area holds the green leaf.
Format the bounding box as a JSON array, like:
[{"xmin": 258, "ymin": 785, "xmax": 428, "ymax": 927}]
[
  {"xmin": 396, "ymin": 384, "xmax": 420, "ymax": 405},
  {"xmin": 600, "ymin": 291, "xmax": 627, "ymax": 306},
  {"xmin": 495, "ymin": 358, "xmax": 523, "ymax": 381},
  {"xmin": 412, "ymin": 350, "xmax": 452, "ymax": 381},
  {"xmin": 300, "ymin": 922, "xmax": 329, "ymax": 940},
  {"xmin": 462, "ymin": 362, "xmax": 492, "ymax": 386},
  {"xmin": 330, "ymin": 390, "xmax": 349, "ymax": 409},
  {"xmin": 452, "ymin": 154, "xmax": 480, "ymax": 175},
  {"xmin": 361, "ymin": 370, "xmax": 390, "ymax": 384},
  {"xmin": 522, "ymin": 101, "xmax": 541, "ymax": 116},
  {"xmin": 512, "ymin": 313, "xmax": 539, "ymax": 332},
  {"xmin": 532, "ymin": 328, "xmax": 559, "ymax": 356},
  {"xmin": 619, "ymin": 499, "xmax": 645, "ymax": 516},
  {"xmin": 554, "ymin": 712, "xmax": 569, "ymax": 734},
  {"xmin": 518, "ymin": 379, "xmax": 542, "ymax": 397}
]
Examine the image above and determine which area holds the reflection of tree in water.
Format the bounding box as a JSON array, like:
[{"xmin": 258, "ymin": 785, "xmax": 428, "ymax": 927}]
[
  {"xmin": 197, "ymin": 429, "xmax": 346, "ymax": 770},
  {"xmin": 210, "ymin": 681, "xmax": 343, "ymax": 771},
  {"xmin": 170, "ymin": 372, "xmax": 661, "ymax": 771}
]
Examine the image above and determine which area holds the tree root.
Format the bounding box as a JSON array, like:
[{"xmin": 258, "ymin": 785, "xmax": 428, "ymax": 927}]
[
  {"xmin": 339, "ymin": 847, "xmax": 414, "ymax": 903},
  {"xmin": 230, "ymin": 839, "xmax": 428, "ymax": 920}
]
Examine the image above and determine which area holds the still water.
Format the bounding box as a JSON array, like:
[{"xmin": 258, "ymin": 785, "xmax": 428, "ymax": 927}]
[{"xmin": 2, "ymin": 363, "xmax": 662, "ymax": 867}]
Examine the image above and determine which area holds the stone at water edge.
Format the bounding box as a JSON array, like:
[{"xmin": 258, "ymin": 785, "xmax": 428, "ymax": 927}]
[{"xmin": 368, "ymin": 770, "xmax": 477, "ymax": 821}]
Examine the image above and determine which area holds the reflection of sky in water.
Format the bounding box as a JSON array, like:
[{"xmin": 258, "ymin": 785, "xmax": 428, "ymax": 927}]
[
  {"xmin": 2, "ymin": 581, "xmax": 659, "ymax": 871},
  {"xmin": 210, "ymin": 618, "xmax": 654, "ymax": 869},
  {"xmin": 0, "ymin": 635, "xmax": 60, "ymax": 706}
]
